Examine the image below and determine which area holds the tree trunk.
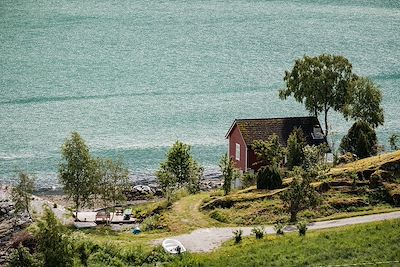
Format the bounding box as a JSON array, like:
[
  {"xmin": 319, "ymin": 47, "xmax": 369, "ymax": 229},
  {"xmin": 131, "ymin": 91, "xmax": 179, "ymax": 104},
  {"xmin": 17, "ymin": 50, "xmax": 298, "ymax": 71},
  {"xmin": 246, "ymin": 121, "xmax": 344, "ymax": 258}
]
[
  {"xmin": 324, "ymin": 107, "xmax": 329, "ymax": 138},
  {"xmin": 290, "ymin": 211, "xmax": 297, "ymax": 222},
  {"xmin": 75, "ymin": 200, "xmax": 79, "ymax": 222},
  {"xmin": 25, "ymin": 196, "xmax": 32, "ymax": 221}
]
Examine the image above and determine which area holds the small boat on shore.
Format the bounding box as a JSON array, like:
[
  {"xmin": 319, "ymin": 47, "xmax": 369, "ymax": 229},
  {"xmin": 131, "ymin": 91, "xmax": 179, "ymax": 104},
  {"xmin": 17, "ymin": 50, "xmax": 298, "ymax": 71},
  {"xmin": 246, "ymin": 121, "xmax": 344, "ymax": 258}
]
[{"xmin": 162, "ymin": 239, "xmax": 186, "ymax": 254}]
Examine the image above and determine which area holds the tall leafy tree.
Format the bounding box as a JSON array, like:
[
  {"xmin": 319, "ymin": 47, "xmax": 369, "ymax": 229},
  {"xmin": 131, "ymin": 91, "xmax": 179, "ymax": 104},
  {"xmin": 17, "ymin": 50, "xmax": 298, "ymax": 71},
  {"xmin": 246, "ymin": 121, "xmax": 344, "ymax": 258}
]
[
  {"xmin": 59, "ymin": 132, "xmax": 100, "ymax": 219},
  {"xmin": 340, "ymin": 121, "xmax": 378, "ymax": 159},
  {"xmin": 279, "ymin": 54, "xmax": 354, "ymax": 137},
  {"xmin": 11, "ymin": 172, "xmax": 35, "ymax": 220},
  {"xmin": 35, "ymin": 207, "xmax": 74, "ymax": 267},
  {"xmin": 344, "ymin": 77, "xmax": 384, "ymax": 128},
  {"xmin": 280, "ymin": 172, "xmax": 319, "ymax": 222},
  {"xmin": 286, "ymin": 127, "xmax": 307, "ymax": 170},
  {"xmin": 219, "ymin": 154, "xmax": 239, "ymax": 195},
  {"xmin": 156, "ymin": 141, "xmax": 203, "ymax": 195},
  {"xmin": 97, "ymin": 157, "xmax": 130, "ymax": 220},
  {"xmin": 251, "ymin": 134, "xmax": 285, "ymax": 168}
]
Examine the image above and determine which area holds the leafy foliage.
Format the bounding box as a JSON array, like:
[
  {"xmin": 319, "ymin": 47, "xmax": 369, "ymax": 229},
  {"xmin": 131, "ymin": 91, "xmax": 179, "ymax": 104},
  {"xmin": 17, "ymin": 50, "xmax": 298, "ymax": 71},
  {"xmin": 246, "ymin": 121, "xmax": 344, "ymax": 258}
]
[
  {"xmin": 302, "ymin": 145, "xmax": 330, "ymax": 179},
  {"xmin": 344, "ymin": 77, "xmax": 384, "ymax": 128},
  {"xmin": 59, "ymin": 132, "xmax": 100, "ymax": 218},
  {"xmin": 256, "ymin": 165, "xmax": 282, "ymax": 190},
  {"xmin": 35, "ymin": 207, "xmax": 74, "ymax": 267},
  {"xmin": 280, "ymin": 175, "xmax": 320, "ymax": 222},
  {"xmin": 233, "ymin": 229, "xmax": 243, "ymax": 244},
  {"xmin": 210, "ymin": 210, "xmax": 228, "ymax": 223},
  {"xmin": 11, "ymin": 172, "xmax": 35, "ymax": 220},
  {"xmin": 241, "ymin": 172, "xmax": 257, "ymax": 188},
  {"xmin": 340, "ymin": 121, "xmax": 378, "ymax": 159},
  {"xmin": 286, "ymin": 127, "xmax": 307, "ymax": 170},
  {"xmin": 251, "ymin": 134, "xmax": 285, "ymax": 168},
  {"xmin": 6, "ymin": 246, "xmax": 41, "ymax": 267},
  {"xmin": 274, "ymin": 223, "xmax": 285, "ymax": 235},
  {"xmin": 251, "ymin": 226, "xmax": 265, "ymax": 239},
  {"xmin": 297, "ymin": 221, "xmax": 308, "ymax": 236},
  {"xmin": 156, "ymin": 141, "xmax": 203, "ymax": 195},
  {"xmin": 389, "ymin": 134, "xmax": 399, "ymax": 151},
  {"xmin": 279, "ymin": 54, "xmax": 354, "ymax": 137},
  {"xmin": 219, "ymin": 154, "xmax": 240, "ymax": 195},
  {"xmin": 97, "ymin": 157, "xmax": 129, "ymax": 214}
]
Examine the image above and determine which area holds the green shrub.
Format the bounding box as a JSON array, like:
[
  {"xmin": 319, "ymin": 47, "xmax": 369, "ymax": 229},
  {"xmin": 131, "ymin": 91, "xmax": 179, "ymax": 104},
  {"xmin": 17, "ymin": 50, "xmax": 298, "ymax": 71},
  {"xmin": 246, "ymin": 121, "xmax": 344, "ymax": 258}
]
[
  {"xmin": 121, "ymin": 246, "xmax": 147, "ymax": 266},
  {"xmin": 241, "ymin": 172, "xmax": 257, "ymax": 188},
  {"xmin": 144, "ymin": 245, "xmax": 175, "ymax": 264},
  {"xmin": 340, "ymin": 121, "xmax": 378, "ymax": 159},
  {"xmin": 251, "ymin": 227, "xmax": 264, "ymax": 239},
  {"xmin": 88, "ymin": 250, "xmax": 127, "ymax": 267},
  {"xmin": 35, "ymin": 207, "xmax": 74, "ymax": 267},
  {"xmin": 210, "ymin": 210, "xmax": 228, "ymax": 223},
  {"xmin": 274, "ymin": 223, "xmax": 285, "ymax": 235},
  {"xmin": 286, "ymin": 127, "xmax": 306, "ymax": 170},
  {"xmin": 141, "ymin": 214, "xmax": 165, "ymax": 231},
  {"xmin": 233, "ymin": 229, "xmax": 243, "ymax": 244},
  {"xmin": 73, "ymin": 238, "xmax": 98, "ymax": 266},
  {"xmin": 6, "ymin": 246, "xmax": 42, "ymax": 267},
  {"xmin": 256, "ymin": 166, "xmax": 282, "ymax": 190},
  {"xmin": 297, "ymin": 221, "xmax": 308, "ymax": 236}
]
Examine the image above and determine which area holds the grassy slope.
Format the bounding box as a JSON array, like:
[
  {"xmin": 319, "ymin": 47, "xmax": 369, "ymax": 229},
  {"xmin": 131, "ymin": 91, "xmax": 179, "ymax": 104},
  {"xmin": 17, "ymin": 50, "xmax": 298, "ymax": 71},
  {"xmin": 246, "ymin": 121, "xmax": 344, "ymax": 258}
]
[
  {"xmin": 330, "ymin": 150, "xmax": 400, "ymax": 176},
  {"xmin": 163, "ymin": 192, "xmax": 224, "ymax": 233},
  {"xmin": 168, "ymin": 219, "xmax": 400, "ymax": 267}
]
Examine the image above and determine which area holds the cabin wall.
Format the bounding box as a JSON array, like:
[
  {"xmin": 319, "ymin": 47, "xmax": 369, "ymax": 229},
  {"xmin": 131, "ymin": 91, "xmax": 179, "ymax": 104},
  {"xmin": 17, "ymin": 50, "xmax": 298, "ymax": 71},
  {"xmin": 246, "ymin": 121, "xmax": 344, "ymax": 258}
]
[
  {"xmin": 228, "ymin": 125, "xmax": 246, "ymax": 172},
  {"xmin": 247, "ymin": 149, "xmax": 262, "ymax": 172}
]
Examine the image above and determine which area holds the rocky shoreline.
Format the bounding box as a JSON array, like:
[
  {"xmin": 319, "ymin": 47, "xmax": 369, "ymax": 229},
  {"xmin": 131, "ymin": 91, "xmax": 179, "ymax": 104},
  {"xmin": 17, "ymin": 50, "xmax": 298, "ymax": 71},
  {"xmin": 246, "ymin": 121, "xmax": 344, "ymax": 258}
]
[
  {"xmin": 33, "ymin": 173, "xmax": 224, "ymax": 201},
  {"xmin": 0, "ymin": 186, "xmax": 32, "ymax": 266}
]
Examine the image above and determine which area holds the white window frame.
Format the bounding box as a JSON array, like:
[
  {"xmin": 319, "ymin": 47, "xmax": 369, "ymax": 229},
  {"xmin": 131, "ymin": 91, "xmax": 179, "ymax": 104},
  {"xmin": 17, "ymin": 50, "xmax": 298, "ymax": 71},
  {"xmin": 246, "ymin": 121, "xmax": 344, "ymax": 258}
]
[{"xmin": 235, "ymin": 143, "xmax": 240, "ymax": 161}]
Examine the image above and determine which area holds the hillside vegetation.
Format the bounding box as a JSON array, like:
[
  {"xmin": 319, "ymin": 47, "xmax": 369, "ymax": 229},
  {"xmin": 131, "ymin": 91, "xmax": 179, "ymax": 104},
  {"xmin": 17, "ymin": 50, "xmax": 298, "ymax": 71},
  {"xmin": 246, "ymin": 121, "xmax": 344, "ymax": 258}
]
[{"xmin": 200, "ymin": 151, "xmax": 400, "ymax": 225}]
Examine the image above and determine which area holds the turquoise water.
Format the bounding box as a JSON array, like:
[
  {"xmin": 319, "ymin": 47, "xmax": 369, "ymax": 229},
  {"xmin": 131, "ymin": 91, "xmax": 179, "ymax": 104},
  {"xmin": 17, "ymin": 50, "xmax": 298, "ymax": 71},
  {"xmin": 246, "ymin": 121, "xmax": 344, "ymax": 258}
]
[{"xmin": 1, "ymin": 0, "xmax": 399, "ymax": 187}]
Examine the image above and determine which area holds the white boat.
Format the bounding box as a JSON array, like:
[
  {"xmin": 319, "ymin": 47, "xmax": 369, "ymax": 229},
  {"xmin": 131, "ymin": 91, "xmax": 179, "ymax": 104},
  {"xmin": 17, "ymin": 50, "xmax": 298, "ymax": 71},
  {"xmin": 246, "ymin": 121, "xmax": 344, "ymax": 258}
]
[{"xmin": 162, "ymin": 239, "xmax": 186, "ymax": 254}]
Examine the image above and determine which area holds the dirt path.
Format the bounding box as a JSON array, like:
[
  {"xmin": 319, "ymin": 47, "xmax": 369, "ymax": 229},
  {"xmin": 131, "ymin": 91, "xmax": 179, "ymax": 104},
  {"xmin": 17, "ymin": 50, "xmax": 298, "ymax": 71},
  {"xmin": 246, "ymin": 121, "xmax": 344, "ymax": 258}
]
[
  {"xmin": 157, "ymin": 211, "xmax": 400, "ymax": 253},
  {"xmin": 164, "ymin": 193, "xmax": 222, "ymax": 233}
]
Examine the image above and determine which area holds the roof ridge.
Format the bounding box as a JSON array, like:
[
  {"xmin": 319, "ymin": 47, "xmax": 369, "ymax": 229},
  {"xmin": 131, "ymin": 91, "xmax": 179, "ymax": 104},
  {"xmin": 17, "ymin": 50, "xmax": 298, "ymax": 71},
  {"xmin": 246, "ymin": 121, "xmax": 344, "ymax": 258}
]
[{"xmin": 235, "ymin": 116, "xmax": 317, "ymax": 122}]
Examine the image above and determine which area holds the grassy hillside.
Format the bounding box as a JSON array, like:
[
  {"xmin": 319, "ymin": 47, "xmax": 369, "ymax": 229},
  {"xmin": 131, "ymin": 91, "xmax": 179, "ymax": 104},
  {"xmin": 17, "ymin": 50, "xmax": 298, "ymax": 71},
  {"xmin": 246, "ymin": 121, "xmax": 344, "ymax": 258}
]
[
  {"xmin": 200, "ymin": 151, "xmax": 400, "ymax": 225},
  {"xmin": 330, "ymin": 150, "xmax": 400, "ymax": 177},
  {"xmin": 167, "ymin": 219, "xmax": 400, "ymax": 267}
]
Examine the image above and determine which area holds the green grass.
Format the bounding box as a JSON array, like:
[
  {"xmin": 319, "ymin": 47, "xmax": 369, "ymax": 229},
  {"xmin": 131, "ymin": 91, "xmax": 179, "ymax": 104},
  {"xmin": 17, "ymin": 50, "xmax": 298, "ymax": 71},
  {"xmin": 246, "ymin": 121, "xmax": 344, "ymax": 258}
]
[
  {"xmin": 166, "ymin": 219, "xmax": 400, "ymax": 267},
  {"xmin": 329, "ymin": 150, "xmax": 400, "ymax": 177}
]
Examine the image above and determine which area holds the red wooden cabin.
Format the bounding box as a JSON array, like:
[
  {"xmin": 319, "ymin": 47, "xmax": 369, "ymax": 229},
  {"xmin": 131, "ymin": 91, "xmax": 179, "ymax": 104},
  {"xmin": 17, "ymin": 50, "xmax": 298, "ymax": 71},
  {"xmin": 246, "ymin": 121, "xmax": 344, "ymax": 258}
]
[{"xmin": 225, "ymin": 116, "xmax": 328, "ymax": 173}]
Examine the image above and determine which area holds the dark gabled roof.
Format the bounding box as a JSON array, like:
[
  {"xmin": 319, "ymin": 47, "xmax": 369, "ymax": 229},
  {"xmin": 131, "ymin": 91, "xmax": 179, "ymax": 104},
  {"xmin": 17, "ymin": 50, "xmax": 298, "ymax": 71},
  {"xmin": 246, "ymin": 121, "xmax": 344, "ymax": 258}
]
[{"xmin": 226, "ymin": 116, "xmax": 328, "ymax": 147}]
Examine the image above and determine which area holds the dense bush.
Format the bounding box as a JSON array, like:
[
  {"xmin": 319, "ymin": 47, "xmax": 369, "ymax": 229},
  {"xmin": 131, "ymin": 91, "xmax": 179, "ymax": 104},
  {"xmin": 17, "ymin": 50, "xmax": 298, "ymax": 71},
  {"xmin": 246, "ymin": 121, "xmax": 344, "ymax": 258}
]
[
  {"xmin": 141, "ymin": 214, "xmax": 166, "ymax": 231},
  {"xmin": 286, "ymin": 127, "xmax": 307, "ymax": 170},
  {"xmin": 241, "ymin": 172, "xmax": 257, "ymax": 188},
  {"xmin": 210, "ymin": 210, "xmax": 228, "ymax": 223},
  {"xmin": 256, "ymin": 166, "xmax": 282, "ymax": 190},
  {"xmin": 233, "ymin": 229, "xmax": 243, "ymax": 244},
  {"xmin": 297, "ymin": 221, "xmax": 308, "ymax": 236},
  {"xmin": 35, "ymin": 207, "xmax": 74, "ymax": 267},
  {"xmin": 6, "ymin": 246, "xmax": 41, "ymax": 267},
  {"xmin": 251, "ymin": 227, "xmax": 264, "ymax": 239},
  {"xmin": 340, "ymin": 121, "xmax": 378, "ymax": 159},
  {"xmin": 274, "ymin": 223, "xmax": 285, "ymax": 235},
  {"xmin": 88, "ymin": 250, "xmax": 127, "ymax": 267}
]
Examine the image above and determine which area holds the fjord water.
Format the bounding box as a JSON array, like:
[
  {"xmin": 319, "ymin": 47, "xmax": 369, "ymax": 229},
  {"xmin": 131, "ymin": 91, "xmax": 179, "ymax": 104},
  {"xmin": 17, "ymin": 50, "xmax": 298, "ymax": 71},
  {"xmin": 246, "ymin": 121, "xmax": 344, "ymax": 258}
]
[{"xmin": 1, "ymin": 0, "xmax": 399, "ymax": 187}]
